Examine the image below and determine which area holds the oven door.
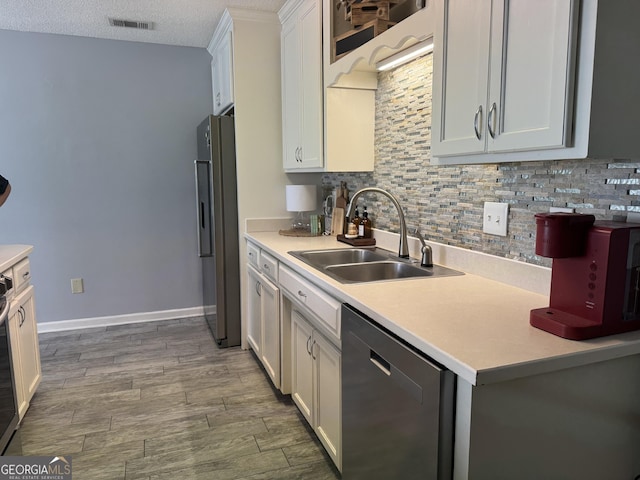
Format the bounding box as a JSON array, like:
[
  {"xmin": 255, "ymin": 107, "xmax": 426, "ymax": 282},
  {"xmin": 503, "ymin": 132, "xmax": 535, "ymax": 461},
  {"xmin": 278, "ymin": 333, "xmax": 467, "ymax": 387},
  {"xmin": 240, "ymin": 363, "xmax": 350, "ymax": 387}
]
[{"xmin": 0, "ymin": 298, "xmax": 18, "ymax": 453}]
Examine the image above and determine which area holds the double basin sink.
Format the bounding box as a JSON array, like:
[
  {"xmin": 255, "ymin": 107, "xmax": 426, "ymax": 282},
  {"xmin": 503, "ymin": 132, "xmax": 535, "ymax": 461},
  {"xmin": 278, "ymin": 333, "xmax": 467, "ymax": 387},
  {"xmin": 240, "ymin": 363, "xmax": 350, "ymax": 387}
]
[{"xmin": 288, "ymin": 247, "xmax": 463, "ymax": 284}]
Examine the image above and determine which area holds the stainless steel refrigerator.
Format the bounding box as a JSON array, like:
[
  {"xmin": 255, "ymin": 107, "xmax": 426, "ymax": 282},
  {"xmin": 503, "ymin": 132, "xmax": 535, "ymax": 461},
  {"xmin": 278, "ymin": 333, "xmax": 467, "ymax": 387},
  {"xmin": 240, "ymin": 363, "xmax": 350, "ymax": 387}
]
[{"xmin": 195, "ymin": 115, "xmax": 240, "ymax": 347}]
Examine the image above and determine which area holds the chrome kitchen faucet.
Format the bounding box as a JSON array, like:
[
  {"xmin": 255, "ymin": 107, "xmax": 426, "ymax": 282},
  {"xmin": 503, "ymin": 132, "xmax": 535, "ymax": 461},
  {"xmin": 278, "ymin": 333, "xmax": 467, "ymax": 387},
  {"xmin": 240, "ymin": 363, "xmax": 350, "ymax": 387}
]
[{"xmin": 346, "ymin": 187, "xmax": 410, "ymax": 258}]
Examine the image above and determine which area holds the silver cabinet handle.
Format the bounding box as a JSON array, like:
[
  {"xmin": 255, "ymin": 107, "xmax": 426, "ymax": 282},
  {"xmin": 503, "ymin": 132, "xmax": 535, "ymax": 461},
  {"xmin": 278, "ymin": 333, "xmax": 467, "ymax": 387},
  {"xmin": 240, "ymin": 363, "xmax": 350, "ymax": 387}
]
[
  {"xmin": 311, "ymin": 340, "xmax": 317, "ymax": 360},
  {"xmin": 216, "ymin": 92, "xmax": 221, "ymax": 107},
  {"xmin": 488, "ymin": 102, "xmax": 497, "ymax": 139},
  {"xmin": 297, "ymin": 290, "xmax": 307, "ymax": 299},
  {"xmin": 262, "ymin": 264, "xmax": 270, "ymax": 271},
  {"xmin": 474, "ymin": 105, "xmax": 483, "ymax": 140},
  {"xmin": 255, "ymin": 281, "xmax": 261, "ymax": 297},
  {"xmin": 306, "ymin": 336, "xmax": 312, "ymax": 355},
  {"xmin": 19, "ymin": 306, "xmax": 25, "ymax": 327},
  {"xmin": 23, "ymin": 271, "xmax": 29, "ymax": 279}
]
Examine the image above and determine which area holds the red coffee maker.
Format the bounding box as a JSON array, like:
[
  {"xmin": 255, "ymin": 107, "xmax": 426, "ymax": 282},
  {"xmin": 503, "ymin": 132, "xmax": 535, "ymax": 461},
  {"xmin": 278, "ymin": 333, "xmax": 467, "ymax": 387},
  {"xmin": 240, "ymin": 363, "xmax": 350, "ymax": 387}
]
[{"xmin": 530, "ymin": 213, "xmax": 640, "ymax": 340}]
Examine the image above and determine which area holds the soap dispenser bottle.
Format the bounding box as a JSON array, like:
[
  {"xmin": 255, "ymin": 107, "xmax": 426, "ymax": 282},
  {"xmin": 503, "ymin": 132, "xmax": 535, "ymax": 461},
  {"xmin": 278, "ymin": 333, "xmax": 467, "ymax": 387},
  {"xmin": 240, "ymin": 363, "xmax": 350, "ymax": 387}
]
[
  {"xmin": 352, "ymin": 205, "xmax": 361, "ymax": 235},
  {"xmin": 347, "ymin": 205, "xmax": 360, "ymax": 237},
  {"xmin": 362, "ymin": 206, "xmax": 372, "ymax": 238}
]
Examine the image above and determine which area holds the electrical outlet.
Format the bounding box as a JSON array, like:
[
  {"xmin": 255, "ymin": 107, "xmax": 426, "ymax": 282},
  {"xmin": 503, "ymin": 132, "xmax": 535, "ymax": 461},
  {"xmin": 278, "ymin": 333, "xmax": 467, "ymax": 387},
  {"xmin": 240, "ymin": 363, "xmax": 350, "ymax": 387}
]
[
  {"xmin": 71, "ymin": 278, "xmax": 84, "ymax": 294},
  {"xmin": 627, "ymin": 212, "xmax": 640, "ymax": 223},
  {"xmin": 483, "ymin": 202, "xmax": 509, "ymax": 236}
]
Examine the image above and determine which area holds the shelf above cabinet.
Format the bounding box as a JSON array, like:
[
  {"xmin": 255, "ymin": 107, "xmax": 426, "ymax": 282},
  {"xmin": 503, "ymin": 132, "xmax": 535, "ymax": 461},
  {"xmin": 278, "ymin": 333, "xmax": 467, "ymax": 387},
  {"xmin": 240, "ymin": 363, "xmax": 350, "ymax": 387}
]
[{"xmin": 323, "ymin": 1, "xmax": 435, "ymax": 88}]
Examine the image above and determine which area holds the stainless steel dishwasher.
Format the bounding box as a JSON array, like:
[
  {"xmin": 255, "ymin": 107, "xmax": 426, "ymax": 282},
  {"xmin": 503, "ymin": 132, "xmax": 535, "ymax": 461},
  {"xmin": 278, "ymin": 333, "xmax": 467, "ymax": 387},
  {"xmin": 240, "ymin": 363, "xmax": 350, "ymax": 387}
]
[{"xmin": 341, "ymin": 304, "xmax": 454, "ymax": 480}]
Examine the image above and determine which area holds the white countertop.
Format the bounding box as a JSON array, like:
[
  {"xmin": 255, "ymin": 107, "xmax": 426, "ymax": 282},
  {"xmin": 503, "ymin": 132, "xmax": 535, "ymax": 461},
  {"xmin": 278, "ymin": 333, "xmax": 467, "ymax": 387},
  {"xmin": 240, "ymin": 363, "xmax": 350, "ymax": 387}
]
[
  {"xmin": 0, "ymin": 245, "xmax": 33, "ymax": 273},
  {"xmin": 246, "ymin": 231, "xmax": 640, "ymax": 386}
]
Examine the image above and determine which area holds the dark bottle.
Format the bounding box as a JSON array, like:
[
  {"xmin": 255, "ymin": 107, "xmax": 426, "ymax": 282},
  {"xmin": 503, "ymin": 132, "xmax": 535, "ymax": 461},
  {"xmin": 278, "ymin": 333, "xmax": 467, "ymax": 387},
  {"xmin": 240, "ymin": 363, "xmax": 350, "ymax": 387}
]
[
  {"xmin": 362, "ymin": 206, "xmax": 372, "ymax": 238},
  {"xmin": 352, "ymin": 205, "xmax": 361, "ymax": 233}
]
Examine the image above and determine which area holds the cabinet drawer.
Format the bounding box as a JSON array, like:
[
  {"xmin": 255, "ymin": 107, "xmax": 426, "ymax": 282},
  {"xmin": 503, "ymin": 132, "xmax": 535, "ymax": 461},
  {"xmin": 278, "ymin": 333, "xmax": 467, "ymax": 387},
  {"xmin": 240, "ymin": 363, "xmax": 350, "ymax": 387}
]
[
  {"xmin": 279, "ymin": 264, "xmax": 340, "ymax": 339},
  {"xmin": 247, "ymin": 242, "xmax": 260, "ymax": 269},
  {"xmin": 260, "ymin": 251, "xmax": 278, "ymax": 283},
  {"xmin": 13, "ymin": 258, "xmax": 31, "ymax": 294}
]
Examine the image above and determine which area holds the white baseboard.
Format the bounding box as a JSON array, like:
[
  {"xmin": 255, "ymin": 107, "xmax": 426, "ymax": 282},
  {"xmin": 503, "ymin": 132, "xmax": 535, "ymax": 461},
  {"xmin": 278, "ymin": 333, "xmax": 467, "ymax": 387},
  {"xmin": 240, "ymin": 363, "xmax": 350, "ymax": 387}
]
[{"xmin": 37, "ymin": 306, "xmax": 209, "ymax": 333}]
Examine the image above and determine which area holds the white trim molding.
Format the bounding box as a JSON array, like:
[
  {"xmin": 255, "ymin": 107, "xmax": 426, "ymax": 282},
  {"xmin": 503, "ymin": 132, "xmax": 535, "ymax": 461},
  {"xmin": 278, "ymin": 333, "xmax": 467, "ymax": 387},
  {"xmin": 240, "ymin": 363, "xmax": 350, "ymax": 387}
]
[{"xmin": 37, "ymin": 306, "xmax": 208, "ymax": 333}]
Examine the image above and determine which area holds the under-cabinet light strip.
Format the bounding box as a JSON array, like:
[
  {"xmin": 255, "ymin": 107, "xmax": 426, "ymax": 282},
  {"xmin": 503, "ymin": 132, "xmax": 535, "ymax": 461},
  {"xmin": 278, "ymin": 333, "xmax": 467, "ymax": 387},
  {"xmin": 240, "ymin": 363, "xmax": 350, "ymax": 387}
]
[{"xmin": 376, "ymin": 39, "xmax": 434, "ymax": 71}]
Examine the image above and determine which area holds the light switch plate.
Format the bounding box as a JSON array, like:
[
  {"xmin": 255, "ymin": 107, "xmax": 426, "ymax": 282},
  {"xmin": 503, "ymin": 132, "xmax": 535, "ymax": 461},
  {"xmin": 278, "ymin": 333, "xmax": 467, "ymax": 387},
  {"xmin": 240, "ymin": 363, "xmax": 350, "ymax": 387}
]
[{"xmin": 483, "ymin": 202, "xmax": 509, "ymax": 236}]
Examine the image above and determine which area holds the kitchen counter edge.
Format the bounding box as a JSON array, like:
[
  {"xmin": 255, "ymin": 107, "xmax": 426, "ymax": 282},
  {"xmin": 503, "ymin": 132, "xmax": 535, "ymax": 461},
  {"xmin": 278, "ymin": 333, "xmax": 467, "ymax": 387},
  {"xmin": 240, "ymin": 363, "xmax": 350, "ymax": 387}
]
[
  {"xmin": 245, "ymin": 232, "xmax": 640, "ymax": 386},
  {"xmin": 0, "ymin": 245, "xmax": 33, "ymax": 273}
]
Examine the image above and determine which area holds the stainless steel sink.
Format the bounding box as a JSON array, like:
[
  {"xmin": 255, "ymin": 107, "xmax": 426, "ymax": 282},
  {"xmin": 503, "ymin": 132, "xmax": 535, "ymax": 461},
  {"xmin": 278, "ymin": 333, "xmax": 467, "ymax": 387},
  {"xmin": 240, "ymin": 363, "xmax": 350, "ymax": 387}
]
[
  {"xmin": 292, "ymin": 248, "xmax": 388, "ymax": 267},
  {"xmin": 325, "ymin": 261, "xmax": 462, "ymax": 283},
  {"xmin": 289, "ymin": 248, "xmax": 463, "ymax": 283}
]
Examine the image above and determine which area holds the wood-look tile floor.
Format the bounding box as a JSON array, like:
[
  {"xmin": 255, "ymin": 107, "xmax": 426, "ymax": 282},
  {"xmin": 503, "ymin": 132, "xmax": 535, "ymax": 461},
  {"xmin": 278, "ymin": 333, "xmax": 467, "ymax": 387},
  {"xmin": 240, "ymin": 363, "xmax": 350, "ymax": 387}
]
[{"xmin": 10, "ymin": 317, "xmax": 340, "ymax": 480}]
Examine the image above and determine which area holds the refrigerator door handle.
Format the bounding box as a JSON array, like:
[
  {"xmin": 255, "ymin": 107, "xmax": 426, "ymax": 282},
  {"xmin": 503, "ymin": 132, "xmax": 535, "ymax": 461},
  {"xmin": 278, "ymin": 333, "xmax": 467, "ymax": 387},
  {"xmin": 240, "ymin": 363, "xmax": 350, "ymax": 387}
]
[{"xmin": 195, "ymin": 160, "xmax": 213, "ymax": 257}]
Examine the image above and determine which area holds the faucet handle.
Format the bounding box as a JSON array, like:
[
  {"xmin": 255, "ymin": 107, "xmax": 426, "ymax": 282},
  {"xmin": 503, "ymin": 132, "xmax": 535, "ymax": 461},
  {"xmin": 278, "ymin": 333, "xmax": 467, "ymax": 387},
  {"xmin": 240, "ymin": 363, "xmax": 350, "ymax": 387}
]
[
  {"xmin": 414, "ymin": 227, "xmax": 427, "ymax": 247},
  {"xmin": 414, "ymin": 228, "xmax": 433, "ymax": 267}
]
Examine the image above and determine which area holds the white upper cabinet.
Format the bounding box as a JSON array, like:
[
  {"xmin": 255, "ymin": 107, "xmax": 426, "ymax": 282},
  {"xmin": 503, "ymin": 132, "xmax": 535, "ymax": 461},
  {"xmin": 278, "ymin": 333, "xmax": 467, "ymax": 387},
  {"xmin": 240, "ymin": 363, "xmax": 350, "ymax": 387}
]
[
  {"xmin": 212, "ymin": 31, "xmax": 234, "ymax": 115},
  {"xmin": 280, "ymin": 0, "xmax": 324, "ymax": 171},
  {"xmin": 432, "ymin": 0, "xmax": 578, "ymax": 160},
  {"xmin": 279, "ymin": 0, "xmax": 375, "ymax": 173},
  {"xmin": 432, "ymin": 0, "xmax": 640, "ymax": 164},
  {"xmin": 209, "ymin": 15, "xmax": 234, "ymax": 115}
]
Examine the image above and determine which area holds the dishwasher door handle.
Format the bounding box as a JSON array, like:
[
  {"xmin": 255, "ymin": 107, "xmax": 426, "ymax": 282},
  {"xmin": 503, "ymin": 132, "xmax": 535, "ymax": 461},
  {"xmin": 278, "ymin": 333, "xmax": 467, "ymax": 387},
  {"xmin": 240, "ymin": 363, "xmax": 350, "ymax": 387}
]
[
  {"xmin": 370, "ymin": 349, "xmax": 391, "ymax": 376},
  {"xmin": 370, "ymin": 347, "xmax": 423, "ymax": 403}
]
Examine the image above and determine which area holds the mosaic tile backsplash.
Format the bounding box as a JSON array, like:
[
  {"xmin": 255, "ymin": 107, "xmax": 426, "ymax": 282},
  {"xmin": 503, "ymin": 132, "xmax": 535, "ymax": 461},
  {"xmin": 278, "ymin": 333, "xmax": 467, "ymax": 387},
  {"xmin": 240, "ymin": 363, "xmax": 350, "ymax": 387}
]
[{"xmin": 322, "ymin": 54, "xmax": 640, "ymax": 267}]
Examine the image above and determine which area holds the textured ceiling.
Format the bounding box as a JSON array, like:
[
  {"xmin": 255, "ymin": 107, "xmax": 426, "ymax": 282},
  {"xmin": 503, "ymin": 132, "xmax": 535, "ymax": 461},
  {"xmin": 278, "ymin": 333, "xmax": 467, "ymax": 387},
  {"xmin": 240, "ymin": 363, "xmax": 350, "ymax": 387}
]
[{"xmin": 0, "ymin": 0, "xmax": 287, "ymax": 48}]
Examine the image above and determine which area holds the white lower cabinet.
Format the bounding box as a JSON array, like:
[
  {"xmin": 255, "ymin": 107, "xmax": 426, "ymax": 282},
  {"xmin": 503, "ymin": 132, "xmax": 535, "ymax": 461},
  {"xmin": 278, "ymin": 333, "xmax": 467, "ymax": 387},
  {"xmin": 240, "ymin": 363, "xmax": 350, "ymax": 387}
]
[
  {"xmin": 246, "ymin": 263, "xmax": 281, "ymax": 389},
  {"xmin": 246, "ymin": 249, "xmax": 342, "ymax": 471},
  {"xmin": 291, "ymin": 309, "xmax": 341, "ymax": 471},
  {"xmin": 9, "ymin": 285, "xmax": 41, "ymax": 420},
  {"xmin": 260, "ymin": 276, "xmax": 280, "ymax": 388},
  {"xmin": 246, "ymin": 264, "xmax": 262, "ymax": 357},
  {"xmin": 291, "ymin": 310, "xmax": 314, "ymax": 421}
]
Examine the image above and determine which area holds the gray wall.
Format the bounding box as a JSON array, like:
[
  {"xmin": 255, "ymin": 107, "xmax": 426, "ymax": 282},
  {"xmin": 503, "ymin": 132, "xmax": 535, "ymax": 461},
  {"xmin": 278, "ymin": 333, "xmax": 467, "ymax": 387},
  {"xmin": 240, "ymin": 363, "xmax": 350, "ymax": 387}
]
[
  {"xmin": 0, "ymin": 29, "xmax": 213, "ymax": 323},
  {"xmin": 323, "ymin": 53, "xmax": 640, "ymax": 267}
]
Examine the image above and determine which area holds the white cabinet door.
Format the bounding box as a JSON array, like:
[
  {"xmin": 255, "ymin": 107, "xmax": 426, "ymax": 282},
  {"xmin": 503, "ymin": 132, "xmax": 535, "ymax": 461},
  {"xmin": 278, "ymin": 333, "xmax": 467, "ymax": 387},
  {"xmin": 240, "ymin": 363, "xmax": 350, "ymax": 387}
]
[
  {"xmin": 9, "ymin": 285, "xmax": 41, "ymax": 420},
  {"xmin": 8, "ymin": 308, "xmax": 26, "ymax": 419},
  {"xmin": 313, "ymin": 331, "xmax": 342, "ymax": 471},
  {"xmin": 281, "ymin": 16, "xmax": 301, "ymax": 170},
  {"xmin": 212, "ymin": 30, "xmax": 234, "ymax": 115},
  {"xmin": 291, "ymin": 310, "xmax": 314, "ymax": 424},
  {"xmin": 246, "ymin": 265, "xmax": 262, "ymax": 357},
  {"xmin": 487, "ymin": 0, "xmax": 577, "ymax": 152},
  {"xmin": 298, "ymin": 0, "xmax": 323, "ymax": 169},
  {"xmin": 260, "ymin": 276, "xmax": 280, "ymax": 389},
  {"xmin": 432, "ymin": 0, "xmax": 492, "ymax": 157},
  {"xmin": 280, "ymin": 0, "xmax": 323, "ymax": 171},
  {"xmin": 432, "ymin": 0, "xmax": 578, "ymax": 159}
]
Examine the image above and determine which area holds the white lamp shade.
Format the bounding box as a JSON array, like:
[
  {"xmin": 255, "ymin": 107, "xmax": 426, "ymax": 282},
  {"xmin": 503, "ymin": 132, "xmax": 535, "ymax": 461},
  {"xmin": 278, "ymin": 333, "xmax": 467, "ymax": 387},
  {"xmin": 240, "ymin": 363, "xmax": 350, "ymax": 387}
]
[{"xmin": 286, "ymin": 185, "xmax": 317, "ymax": 212}]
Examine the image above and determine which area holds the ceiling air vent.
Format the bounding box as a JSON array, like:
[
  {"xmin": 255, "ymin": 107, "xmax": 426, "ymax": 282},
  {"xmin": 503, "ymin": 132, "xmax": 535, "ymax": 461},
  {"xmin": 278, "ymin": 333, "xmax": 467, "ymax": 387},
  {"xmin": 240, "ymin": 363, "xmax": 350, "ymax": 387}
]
[{"xmin": 108, "ymin": 18, "xmax": 154, "ymax": 30}]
